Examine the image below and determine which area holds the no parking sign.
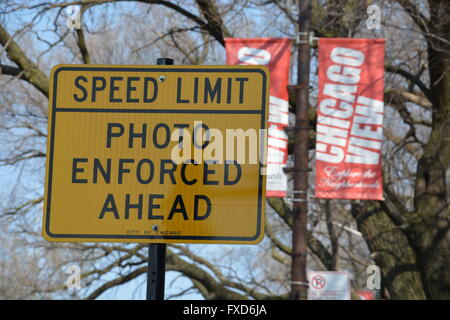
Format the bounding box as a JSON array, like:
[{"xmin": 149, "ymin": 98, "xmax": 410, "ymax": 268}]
[{"xmin": 308, "ymin": 271, "xmax": 351, "ymax": 300}]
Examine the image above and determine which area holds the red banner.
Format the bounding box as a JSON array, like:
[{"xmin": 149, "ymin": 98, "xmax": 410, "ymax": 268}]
[
  {"xmin": 225, "ymin": 38, "xmax": 291, "ymax": 197},
  {"xmin": 315, "ymin": 38, "xmax": 385, "ymax": 200}
]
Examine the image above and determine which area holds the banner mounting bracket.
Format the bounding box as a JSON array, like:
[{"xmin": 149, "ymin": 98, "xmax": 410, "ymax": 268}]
[{"xmin": 296, "ymin": 31, "xmax": 319, "ymax": 45}]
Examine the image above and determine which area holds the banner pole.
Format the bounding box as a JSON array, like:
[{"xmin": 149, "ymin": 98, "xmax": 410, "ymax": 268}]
[
  {"xmin": 146, "ymin": 57, "xmax": 174, "ymax": 301},
  {"xmin": 291, "ymin": 0, "xmax": 311, "ymax": 300}
]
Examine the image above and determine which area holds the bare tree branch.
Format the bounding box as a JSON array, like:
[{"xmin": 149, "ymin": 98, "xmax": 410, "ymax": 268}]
[
  {"xmin": 0, "ymin": 24, "xmax": 49, "ymax": 97},
  {"xmin": 86, "ymin": 266, "xmax": 147, "ymax": 300},
  {"xmin": 385, "ymin": 63, "xmax": 432, "ymax": 102}
]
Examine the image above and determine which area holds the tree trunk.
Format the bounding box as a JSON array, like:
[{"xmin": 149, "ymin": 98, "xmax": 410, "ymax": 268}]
[
  {"xmin": 355, "ymin": 1, "xmax": 450, "ymax": 300},
  {"xmin": 410, "ymin": 0, "xmax": 450, "ymax": 299},
  {"xmin": 352, "ymin": 202, "xmax": 426, "ymax": 299}
]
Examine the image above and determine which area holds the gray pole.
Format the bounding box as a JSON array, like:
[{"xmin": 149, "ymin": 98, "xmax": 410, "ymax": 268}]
[
  {"xmin": 291, "ymin": 0, "xmax": 311, "ymax": 300},
  {"xmin": 146, "ymin": 57, "xmax": 174, "ymax": 301}
]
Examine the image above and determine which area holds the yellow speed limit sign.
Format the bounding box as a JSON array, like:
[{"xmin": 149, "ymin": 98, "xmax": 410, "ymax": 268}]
[{"xmin": 43, "ymin": 65, "xmax": 269, "ymax": 244}]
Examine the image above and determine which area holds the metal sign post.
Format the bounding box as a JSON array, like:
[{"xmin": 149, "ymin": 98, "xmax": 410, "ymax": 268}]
[
  {"xmin": 146, "ymin": 242, "xmax": 167, "ymax": 300},
  {"xmin": 146, "ymin": 58, "xmax": 174, "ymax": 301}
]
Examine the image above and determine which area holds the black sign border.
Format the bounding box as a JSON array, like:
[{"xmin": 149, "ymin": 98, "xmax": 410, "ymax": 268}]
[{"xmin": 44, "ymin": 66, "xmax": 267, "ymax": 243}]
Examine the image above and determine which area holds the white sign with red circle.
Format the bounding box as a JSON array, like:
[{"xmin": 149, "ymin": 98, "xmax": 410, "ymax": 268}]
[{"xmin": 308, "ymin": 271, "xmax": 351, "ymax": 300}]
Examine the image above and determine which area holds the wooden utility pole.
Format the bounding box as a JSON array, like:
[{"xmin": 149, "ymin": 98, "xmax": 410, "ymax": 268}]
[{"xmin": 291, "ymin": 0, "xmax": 311, "ymax": 300}]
